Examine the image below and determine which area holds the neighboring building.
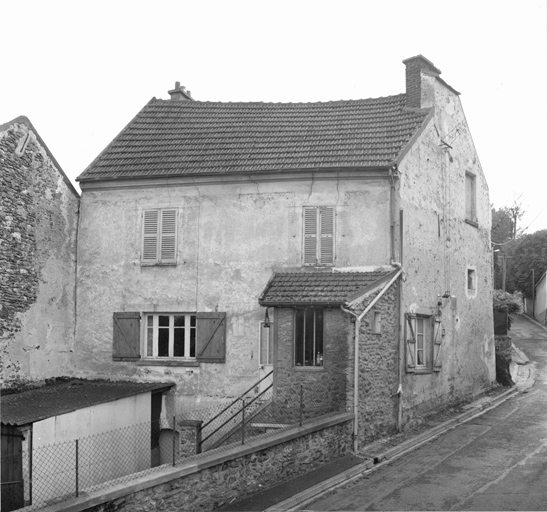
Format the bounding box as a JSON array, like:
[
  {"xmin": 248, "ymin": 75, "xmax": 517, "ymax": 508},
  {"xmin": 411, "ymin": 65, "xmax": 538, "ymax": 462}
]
[
  {"xmin": 534, "ymin": 271, "xmax": 547, "ymax": 324},
  {"xmin": 74, "ymin": 55, "xmax": 494, "ymax": 446},
  {"xmin": 0, "ymin": 117, "xmax": 79, "ymax": 388},
  {"xmin": 1, "ymin": 380, "xmax": 174, "ymax": 510}
]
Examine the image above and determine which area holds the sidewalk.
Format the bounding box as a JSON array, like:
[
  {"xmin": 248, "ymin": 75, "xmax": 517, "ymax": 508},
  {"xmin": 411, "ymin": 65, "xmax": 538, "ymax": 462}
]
[{"xmin": 218, "ymin": 386, "xmax": 521, "ymax": 512}]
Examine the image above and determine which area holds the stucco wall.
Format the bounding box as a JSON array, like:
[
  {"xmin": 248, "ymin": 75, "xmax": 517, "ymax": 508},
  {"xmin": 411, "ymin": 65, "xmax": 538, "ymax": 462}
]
[
  {"xmin": 534, "ymin": 274, "xmax": 547, "ymax": 323},
  {"xmin": 0, "ymin": 119, "xmax": 79, "ymax": 386},
  {"xmin": 75, "ymin": 178, "xmax": 391, "ymax": 410},
  {"xmin": 397, "ymin": 74, "xmax": 495, "ymax": 421},
  {"xmin": 30, "ymin": 393, "xmax": 151, "ymax": 506}
]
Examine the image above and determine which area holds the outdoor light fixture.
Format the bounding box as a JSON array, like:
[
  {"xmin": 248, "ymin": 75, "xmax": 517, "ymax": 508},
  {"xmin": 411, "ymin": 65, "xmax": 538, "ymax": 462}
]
[{"xmin": 264, "ymin": 308, "xmax": 270, "ymax": 328}]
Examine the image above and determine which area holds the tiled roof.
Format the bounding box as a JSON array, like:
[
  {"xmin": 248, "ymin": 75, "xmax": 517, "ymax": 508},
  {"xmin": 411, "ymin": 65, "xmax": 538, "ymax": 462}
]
[
  {"xmin": 77, "ymin": 95, "xmax": 430, "ymax": 181},
  {"xmin": 1, "ymin": 379, "xmax": 174, "ymax": 426},
  {"xmin": 258, "ymin": 270, "xmax": 392, "ymax": 306}
]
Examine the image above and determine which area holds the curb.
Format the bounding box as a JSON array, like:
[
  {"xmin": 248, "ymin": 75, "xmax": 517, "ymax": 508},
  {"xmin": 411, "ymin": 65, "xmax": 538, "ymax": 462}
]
[{"xmin": 265, "ymin": 386, "xmax": 518, "ymax": 512}]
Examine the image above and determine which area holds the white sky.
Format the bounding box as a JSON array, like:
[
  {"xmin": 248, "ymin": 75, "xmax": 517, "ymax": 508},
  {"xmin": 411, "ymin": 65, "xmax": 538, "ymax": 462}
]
[{"xmin": 2, "ymin": 0, "xmax": 547, "ymax": 233}]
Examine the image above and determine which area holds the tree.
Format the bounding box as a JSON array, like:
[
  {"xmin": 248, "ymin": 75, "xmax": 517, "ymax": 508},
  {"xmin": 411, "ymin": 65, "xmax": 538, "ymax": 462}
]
[{"xmin": 505, "ymin": 229, "xmax": 547, "ymax": 298}]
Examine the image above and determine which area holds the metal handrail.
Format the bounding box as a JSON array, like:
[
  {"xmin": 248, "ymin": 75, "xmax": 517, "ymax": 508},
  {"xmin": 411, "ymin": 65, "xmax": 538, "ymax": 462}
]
[
  {"xmin": 200, "ymin": 370, "xmax": 273, "ymax": 431},
  {"xmin": 199, "ymin": 381, "xmax": 273, "ymax": 448}
]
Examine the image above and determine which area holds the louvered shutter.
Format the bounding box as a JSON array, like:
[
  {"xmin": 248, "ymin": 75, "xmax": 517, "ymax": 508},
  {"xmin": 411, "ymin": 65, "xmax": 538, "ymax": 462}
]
[
  {"xmin": 319, "ymin": 207, "xmax": 334, "ymax": 265},
  {"xmin": 405, "ymin": 314, "xmax": 416, "ymax": 373},
  {"xmin": 113, "ymin": 312, "xmax": 141, "ymax": 361},
  {"xmin": 160, "ymin": 209, "xmax": 177, "ymax": 263},
  {"xmin": 196, "ymin": 312, "xmax": 226, "ymax": 363},
  {"xmin": 142, "ymin": 210, "xmax": 159, "ymax": 262},
  {"xmin": 303, "ymin": 207, "xmax": 318, "ymax": 265},
  {"xmin": 433, "ymin": 318, "xmax": 443, "ymax": 371}
]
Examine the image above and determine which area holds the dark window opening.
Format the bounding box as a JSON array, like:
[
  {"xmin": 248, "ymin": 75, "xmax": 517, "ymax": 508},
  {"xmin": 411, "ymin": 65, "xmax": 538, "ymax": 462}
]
[{"xmin": 295, "ymin": 308, "xmax": 324, "ymax": 367}]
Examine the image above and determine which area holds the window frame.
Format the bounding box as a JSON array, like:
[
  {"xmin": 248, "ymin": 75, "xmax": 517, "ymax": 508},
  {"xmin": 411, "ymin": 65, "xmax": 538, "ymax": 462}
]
[
  {"xmin": 293, "ymin": 307, "xmax": 324, "ymax": 369},
  {"xmin": 143, "ymin": 313, "xmax": 196, "ymax": 361},
  {"xmin": 141, "ymin": 208, "xmax": 178, "ymax": 265},
  {"xmin": 302, "ymin": 206, "xmax": 335, "ymax": 266},
  {"xmin": 465, "ymin": 172, "xmax": 477, "ymax": 224},
  {"xmin": 405, "ymin": 313, "xmax": 433, "ymax": 373}
]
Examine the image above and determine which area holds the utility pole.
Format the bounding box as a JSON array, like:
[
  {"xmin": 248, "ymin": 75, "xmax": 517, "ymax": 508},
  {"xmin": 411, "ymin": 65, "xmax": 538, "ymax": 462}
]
[
  {"xmin": 532, "ymin": 269, "xmax": 535, "ymax": 318},
  {"xmin": 502, "ymin": 254, "xmax": 506, "ymax": 292}
]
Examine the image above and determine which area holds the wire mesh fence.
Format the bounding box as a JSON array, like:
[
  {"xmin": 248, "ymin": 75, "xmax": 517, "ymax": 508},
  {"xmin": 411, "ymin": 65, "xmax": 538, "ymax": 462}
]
[{"xmin": 5, "ymin": 384, "xmax": 347, "ymax": 511}]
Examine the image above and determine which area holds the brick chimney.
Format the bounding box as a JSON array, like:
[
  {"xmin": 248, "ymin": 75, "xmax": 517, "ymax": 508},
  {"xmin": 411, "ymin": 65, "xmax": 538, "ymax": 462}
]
[
  {"xmin": 402, "ymin": 55, "xmax": 441, "ymax": 108},
  {"xmin": 168, "ymin": 82, "xmax": 194, "ymax": 101}
]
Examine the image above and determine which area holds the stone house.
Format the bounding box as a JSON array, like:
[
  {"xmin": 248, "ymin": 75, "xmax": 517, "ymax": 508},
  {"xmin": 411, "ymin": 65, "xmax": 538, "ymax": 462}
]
[
  {"xmin": 74, "ymin": 55, "xmax": 494, "ymax": 447},
  {"xmin": 0, "ymin": 117, "xmax": 79, "ymax": 388}
]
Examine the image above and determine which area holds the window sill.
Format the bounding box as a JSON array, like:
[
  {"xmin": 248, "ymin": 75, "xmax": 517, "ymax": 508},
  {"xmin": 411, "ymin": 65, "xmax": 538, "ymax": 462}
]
[
  {"xmin": 413, "ymin": 368, "xmax": 434, "ymax": 375},
  {"xmin": 293, "ymin": 366, "xmax": 325, "ymax": 372},
  {"xmin": 138, "ymin": 360, "xmax": 200, "ymax": 367},
  {"xmin": 465, "ymin": 219, "xmax": 478, "ymax": 228},
  {"xmin": 140, "ymin": 262, "xmax": 177, "ymax": 267}
]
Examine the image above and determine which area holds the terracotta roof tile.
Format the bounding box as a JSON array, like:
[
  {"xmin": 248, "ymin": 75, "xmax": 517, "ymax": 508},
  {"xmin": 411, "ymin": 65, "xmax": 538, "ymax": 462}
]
[
  {"xmin": 78, "ymin": 95, "xmax": 429, "ymax": 181},
  {"xmin": 258, "ymin": 270, "xmax": 392, "ymax": 306}
]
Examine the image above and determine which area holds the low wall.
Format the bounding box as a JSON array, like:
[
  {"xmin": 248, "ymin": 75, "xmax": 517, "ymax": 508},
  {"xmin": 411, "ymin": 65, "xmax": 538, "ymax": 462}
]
[{"xmin": 43, "ymin": 413, "xmax": 353, "ymax": 512}]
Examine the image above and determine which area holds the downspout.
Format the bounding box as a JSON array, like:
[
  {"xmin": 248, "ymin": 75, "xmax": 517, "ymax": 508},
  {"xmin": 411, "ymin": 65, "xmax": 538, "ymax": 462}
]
[{"xmin": 341, "ymin": 266, "xmax": 404, "ymax": 453}]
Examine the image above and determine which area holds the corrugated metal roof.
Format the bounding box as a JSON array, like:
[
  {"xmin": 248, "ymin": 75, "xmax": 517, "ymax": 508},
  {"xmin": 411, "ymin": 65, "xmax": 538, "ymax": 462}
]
[
  {"xmin": 77, "ymin": 95, "xmax": 430, "ymax": 181},
  {"xmin": 1, "ymin": 380, "xmax": 174, "ymax": 426},
  {"xmin": 258, "ymin": 270, "xmax": 392, "ymax": 306}
]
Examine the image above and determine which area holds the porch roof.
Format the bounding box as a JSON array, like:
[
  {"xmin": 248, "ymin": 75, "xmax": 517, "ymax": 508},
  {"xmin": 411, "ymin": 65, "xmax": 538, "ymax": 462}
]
[
  {"xmin": 1, "ymin": 379, "xmax": 174, "ymax": 427},
  {"xmin": 258, "ymin": 269, "xmax": 393, "ymax": 307}
]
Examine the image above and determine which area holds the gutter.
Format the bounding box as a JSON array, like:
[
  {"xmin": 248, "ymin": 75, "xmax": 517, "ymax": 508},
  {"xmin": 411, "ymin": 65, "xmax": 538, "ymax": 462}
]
[{"xmin": 341, "ymin": 265, "xmax": 404, "ymax": 453}]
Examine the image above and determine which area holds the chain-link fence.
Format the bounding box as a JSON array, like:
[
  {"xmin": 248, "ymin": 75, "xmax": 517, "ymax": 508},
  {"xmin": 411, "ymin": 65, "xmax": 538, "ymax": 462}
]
[{"xmin": 4, "ymin": 384, "xmax": 347, "ymax": 511}]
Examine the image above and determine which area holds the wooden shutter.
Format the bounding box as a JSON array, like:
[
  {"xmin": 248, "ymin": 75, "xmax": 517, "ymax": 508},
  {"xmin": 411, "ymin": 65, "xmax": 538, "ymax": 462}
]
[
  {"xmin": 405, "ymin": 314, "xmax": 416, "ymax": 373},
  {"xmin": 113, "ymin": 312, "xmax": 141, "ymax": 361},
  {"xmin": 433, "ymin": 318, "xmax": 443, "ymax": 371},
  {"xmin": 142, "ymin": 210, "xmax": 159, "ymax": 262},
  {"xmin": 160, "ymin": 209, "xmax": 177, "ymax": 263},
  {"xmin": 303, "ymin": 207, "xmax": 318, "ymax": 265},
  {"xmin": 196, "ymin": 312, "xmax": 226, "ymax": 363},
  {"xmin": 319, "ymin": 207, "xmax": 334, "ymax": 264}
]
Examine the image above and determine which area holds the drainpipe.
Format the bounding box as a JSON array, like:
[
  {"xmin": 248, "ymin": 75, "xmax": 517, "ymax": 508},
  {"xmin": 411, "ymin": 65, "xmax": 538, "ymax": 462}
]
[{"xmin": 341, "ymin": 266, "xmax": 404, "ymax": 453}]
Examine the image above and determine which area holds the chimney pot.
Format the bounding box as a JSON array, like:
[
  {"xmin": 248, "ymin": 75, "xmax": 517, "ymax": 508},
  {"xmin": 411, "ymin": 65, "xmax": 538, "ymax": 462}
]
[{"xmin": 168, "ymin": 81, "xmax": 194, "ymax": 101}]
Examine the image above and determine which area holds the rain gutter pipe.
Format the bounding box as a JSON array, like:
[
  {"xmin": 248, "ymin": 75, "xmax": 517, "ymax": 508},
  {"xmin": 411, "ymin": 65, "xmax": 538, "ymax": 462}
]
[{"xmin": 341, "ymin": 263, "xmax": 404, "ymax": 453}]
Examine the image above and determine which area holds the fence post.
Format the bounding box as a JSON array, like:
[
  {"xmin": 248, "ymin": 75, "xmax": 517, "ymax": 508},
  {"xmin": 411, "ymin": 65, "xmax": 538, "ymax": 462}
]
[
  {"xmin": 299, "ymin": 385, "xmax": 303, "ymax": 427},
  {"xmin": 241, "ymin": 398, "xmax": 246, "ymax": 445},
  {"xmin": 75, "ymin": 439, "xmax": 79, "ymax": 497},
  {"xmin": 29, "ymin": 429, "xmax": 33, "ymax": 504},
  {"xmin": 172, "ymin": 416, "xmax": 176, "ymax": 467}
]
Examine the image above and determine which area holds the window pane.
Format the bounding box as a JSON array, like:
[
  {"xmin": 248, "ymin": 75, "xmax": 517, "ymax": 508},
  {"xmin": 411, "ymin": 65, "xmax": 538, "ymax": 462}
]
[
  {"xmin": 304, "ymin": 308, "xmax": 314, "ymax": 366},
  {"xmin": 190, "ymin": 327, "xmax": 196, "ymax": 357},
  {"xmin": 158, "ymin": 328, "xmax": 169, "ymax": 356},
  {"xmin": 174, "ymin": 315, "xmax": 185, "ymax": 327},
  {"xmin": 174, "ymin": 327, "xmax": 184, "ymax": 357},
  {"xmin": 315, "ymin": 309, "xmax": 324, "ymax": 366},
  {"xmin": 159, "ymin": 315, "xmax": 169, "ymax": 327},
  {"xmin": 147, "ymin": 327, "xmax": 153, "ymax": 357},
  {"xmin": 295, "ymin": 309, "xmax": 305, "ymax": 366},
  {"xmin": 190, "ymin": 315, "xmax": 196, "ymax": 327}
]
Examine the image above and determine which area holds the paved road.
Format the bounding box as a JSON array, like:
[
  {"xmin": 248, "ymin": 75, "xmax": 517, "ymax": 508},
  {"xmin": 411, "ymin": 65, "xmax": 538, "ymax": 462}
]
[{"xmin": 303, "ymin": 315, "xmax": 547, "ymax": 511}]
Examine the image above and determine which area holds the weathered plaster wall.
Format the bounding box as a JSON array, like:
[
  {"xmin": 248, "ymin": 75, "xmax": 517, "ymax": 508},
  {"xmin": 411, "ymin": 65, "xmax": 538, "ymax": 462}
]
[
  {"xmin": 75, "ymin": 177, "xmax": 391, "ymax": 410},
  {"xmin": 397, "ymin": 75, "xmax": 495, "ymax": 421},
  {"xmin": 0, "ymin": 119, "xmax": 79, "ymax": 386},
  {"xmin": 534, "ymin": 274, "xmax": 546, "ymax": 323},
  {"xmin": 275, "ymin": 307, "xmax": 348, "ymax": 415}
]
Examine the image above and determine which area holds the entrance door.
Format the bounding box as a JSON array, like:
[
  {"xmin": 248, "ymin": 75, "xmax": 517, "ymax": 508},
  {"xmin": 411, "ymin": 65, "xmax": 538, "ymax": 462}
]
[{"xmin": 258, "ymin": 320, "xmax": 274, "ymax": 393}]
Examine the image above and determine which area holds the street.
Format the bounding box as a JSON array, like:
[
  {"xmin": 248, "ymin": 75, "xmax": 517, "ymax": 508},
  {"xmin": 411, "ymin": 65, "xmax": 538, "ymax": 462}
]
[{"xmin": 303, "ymin": 315, "xmax": 547, "ymax": 511}]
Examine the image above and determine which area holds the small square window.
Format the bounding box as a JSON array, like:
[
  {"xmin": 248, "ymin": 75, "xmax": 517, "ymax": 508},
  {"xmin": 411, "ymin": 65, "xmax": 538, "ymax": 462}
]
[
  {"xmin": 372, "ymin": 312, "xmax": 382, "ymax": 334},
  {"xmin": 467, "ymin": 269, "xmax": 476, "ymax": 290}
]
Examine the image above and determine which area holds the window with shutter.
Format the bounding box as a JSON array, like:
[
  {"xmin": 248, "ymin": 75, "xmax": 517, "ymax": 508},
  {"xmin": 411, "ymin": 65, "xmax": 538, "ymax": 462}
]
[
  {"xmin": 141, "ymin": 208, "xmax": 178, "ymax": 264},
  {"xmin": 303, "ymin": 206, "xmax": 335, "ymax": 266},
  {"xmin": 113, "ymin": 312, "xmax": 141, "ymax": 361},
  {"xmin": 405, "ymin": 313, "xmax": 434, "ymax": 373},
  {"xmin": 196, "ymin": 312, "xmax": 226, "ymax": 363}
]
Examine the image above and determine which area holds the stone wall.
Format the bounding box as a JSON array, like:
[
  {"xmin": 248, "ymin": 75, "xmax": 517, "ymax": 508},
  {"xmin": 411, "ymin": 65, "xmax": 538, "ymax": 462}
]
[
  {"xmin": 275, "ymin": 307, "xmax": 349, "ymax": 417},
  {"xmin": 0, "ymin": 118, "xmax": 79, "ymax": 386},
  {"xmin": 345, "ymin": 284, "xmax": 399, "ymax": 444},
  {"xmin": 86, "ymin": 418, "xmax": 352, "ymax": 512}
]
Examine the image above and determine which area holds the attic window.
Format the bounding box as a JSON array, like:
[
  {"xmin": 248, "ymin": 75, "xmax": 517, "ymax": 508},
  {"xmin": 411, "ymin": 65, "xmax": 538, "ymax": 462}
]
[{"xmin": 15, "ymin": 132, "xmax": 31, "ymax": 156}]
